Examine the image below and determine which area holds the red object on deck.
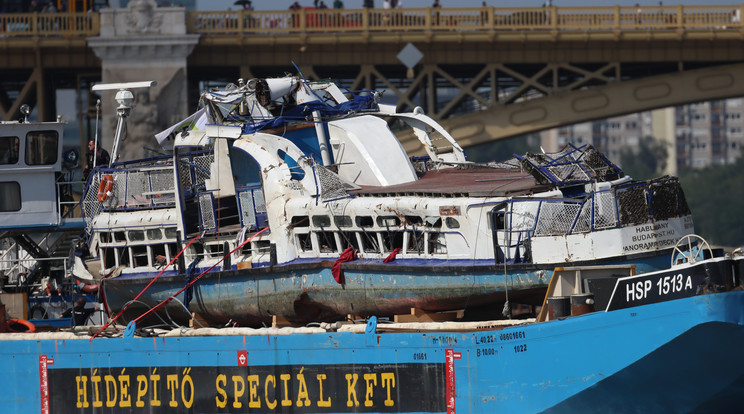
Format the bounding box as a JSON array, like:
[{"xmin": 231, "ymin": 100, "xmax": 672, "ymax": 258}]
[{"xmin": 332, "ymin": 247, "xmax": 357, "ymax": 284}]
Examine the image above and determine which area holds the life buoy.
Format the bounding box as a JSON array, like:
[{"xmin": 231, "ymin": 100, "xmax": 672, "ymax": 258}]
[
  {"xmin": 97, "ymin": 174, "xmax": 114, "ymax": 202},
  {"xmin": 75, "ymin": 279, "xmax": 99, "ymax": 294},
  {"xmin": 6, "ymin": 318, "xmax": 36, "ymax": 333}
]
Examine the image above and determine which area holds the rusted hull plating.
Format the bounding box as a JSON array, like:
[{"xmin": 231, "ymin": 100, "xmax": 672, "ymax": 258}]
[{"xmin": 101, "ymin": 255, "xmax": 670, "ymax": 326}]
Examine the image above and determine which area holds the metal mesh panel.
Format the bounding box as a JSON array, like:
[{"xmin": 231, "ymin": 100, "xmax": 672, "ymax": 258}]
[
  {"xmin": 125, "ymin": 171, "xmax": 147, "ymax": 207},
  {"xmin": 534, "ymin": 202, "xmax": 581, "ymax": 236},
  {"xmin": 194, "ymin": 154, "xmax": 213, "ymax": 187},
  {"xmin": 593, "ymin": 191, "xmax": 618, "ymax": 229},
  {"xmin": 617, "ymin": 185, "xmax": 649, "ymax": 226},
  {"xmin": 650, "ymin": 178, "xmax": 680, "ymax": 221},
  {"xmin": 199, "ymin": 193, "xmax": 216, "ymax": 232},
  {"xmin": 178, "ymin": 157, "xmax": 193, "ymax": 188},
  {"xmin": 239, "ymin": 190, "xmax": 256, "ymax": 228},
  {"xmin": 547, "ymin": 163, "xmax": 590, "ymax": 182},
  {"xmin": 314, "ymin": 161, "xmax": 349, "ymax": 201},
  {"xmin": 252, "ymin": 190, "xmax": 266, "ymax": 213},
  {"xmin": 149, "ymin": 169, "xmax": 175, "ymax": 205},
  {"xmin": 572, "ymin": 200, "xmax": 592, "ymax": 234},
  {"xmin": 82, "ymin": 174, "xmax": 102, "ymax": 229}
]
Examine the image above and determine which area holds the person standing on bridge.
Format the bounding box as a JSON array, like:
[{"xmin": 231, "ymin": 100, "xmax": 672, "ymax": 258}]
[{"xmin": 333, "ymin": 0, "xmax": 343, "ymax": 9}]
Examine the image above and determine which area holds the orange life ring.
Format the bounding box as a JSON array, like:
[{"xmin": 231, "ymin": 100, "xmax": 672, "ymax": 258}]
[
  {"xmin": 6, "ymin": 318, "xmax": 36, "ymax": 333},
  {"xmin": 75, "ymin": 279, "xmax": 99, "ymax": 294},
  {"xmin": 97, "ymin": 174, "xmax": 114, "ymax": 202}
]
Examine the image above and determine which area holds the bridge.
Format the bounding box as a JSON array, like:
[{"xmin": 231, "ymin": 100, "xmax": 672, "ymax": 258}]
[{"xmin": 2, "ymin": 4, "xmax": 744, "ymax": 155}]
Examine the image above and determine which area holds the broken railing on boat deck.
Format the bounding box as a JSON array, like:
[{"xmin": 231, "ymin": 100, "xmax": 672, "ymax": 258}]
[{"xmin": 80, "ymin": 151, "xmax": 269, "ymax": 237}]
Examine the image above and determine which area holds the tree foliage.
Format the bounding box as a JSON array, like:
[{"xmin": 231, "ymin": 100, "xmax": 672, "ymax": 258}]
[
  {"xmin": 619, "ymin": 136, "xmax": 668, "ymax": 181},
  {"xmin": 678, "ymin": 149, "xmax": 744, "ymax": 249}
]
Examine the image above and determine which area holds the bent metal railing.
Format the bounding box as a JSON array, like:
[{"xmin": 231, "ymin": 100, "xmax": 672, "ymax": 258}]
[{"xmin": 0, "ymin": 6, "xmax": 741, "ymax": 38}]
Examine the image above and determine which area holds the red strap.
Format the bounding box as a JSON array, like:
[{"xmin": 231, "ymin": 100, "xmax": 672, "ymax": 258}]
[
  {"xmin": 130, "ymin": 227, "xmax": 269, "ymax": 326},
  {"xmin": 383, "ymin": 247, "xmax": 401, "ymax": 263},
  {"xmin": 91, "ymin": 231, "xmax": 204, "ymax": 340},
  {"xmin": 332, "ymin": 247, "xmax": 357, "ymax": 284}
]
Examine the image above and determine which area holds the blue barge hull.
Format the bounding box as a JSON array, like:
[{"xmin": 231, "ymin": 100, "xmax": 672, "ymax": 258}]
[{"xmin": 1, "ymin": 289, "xmax": 743, "ymax": 413}]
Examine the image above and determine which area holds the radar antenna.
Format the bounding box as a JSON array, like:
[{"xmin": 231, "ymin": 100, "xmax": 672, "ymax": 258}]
[{"xmin": 91, "ymin": 81, "xmax": 157, "ymax": 167}]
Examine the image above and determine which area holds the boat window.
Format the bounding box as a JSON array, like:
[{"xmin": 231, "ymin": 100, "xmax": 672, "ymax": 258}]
[
  {"xmin": 424, "ymin": 217, "xmax": 442, "ymax": 228},
  {"xmin": 296, "ymin": 233, "xmax": 313, "ymax": 252},
  {"xmin": 166, "ymin": 243, "xmax": 177, "ymax": 261},
  {"xmin": 99, "ymin": 232, "xmax": 111, "ymax": 243},
  {"xmin": 312, "ymin": 215, "xmax": 331, "ymax": 227},
  {"xmin": 132, "ymin": 246, "xmax": 148, "ymax": 267},
  {"xmin": 25, "ymin": 130, "xmax": 58, "ymax": 165},
  {"xmin": 117, "ymin": 247, "xmax": 130, "ymax": 267},
  {"xmin": 317, "ymin": 231, "xmax": 338, "ymax": 253},
  {"xmin": 0, "ymin": 136, "xmax": 19, "ymax": 164},
  {"xmin": 151, "ymin": 244, "xmax": 166, "ymax": 266},
  {"xmin": 277, "ymin": 149, "xmax": 305, "ymax": 181},
  {"xmin": 356, "ymin": 216, "xmax": 374, "ymax": 227},
  {"xmin": 164, "ymin": 227, "xmax": 179, "ymax": 239},
  {"xmin": 339, "ymin": 232, "xmax": 360, "ymax": 250},
  {"xmin": 381, "ymin": 232, "xmax": 404, "ymax": 252},
  {"xmin": 428, "ymin": 233, "xmax": 446, "ymax": 254},
  {"xmin": 446, "ymin": 217, "xmax": 460, "ymax": 229},
  {"xmin": 334, "ymin": 215, "xmax": 352, "ymax": 227},
  {"xmin": 102, "ymin": 247, "xmax": 116, "ymax": 269},
  {"xmin": 114, "ymin": 231, "xmax": 127, "ymax": 242},
  {"xmin": 359, "ymin": 231, "xmax": 380, "ymax": 253},
  {"xmin": 0, "ymin": 182, "xmax": 21, "ymax": 211},
  {"xmin": 407, "ymin": 230, "xmax": 425, "ymax": 254},
  {"xmin": 128, "ymin": 230, "xmax": 145, "ymax": 242},
  {"xmin": 255, "ymin": 240, "xmax": 272, "ymax": 254},
  {"xmin": 494, "ymin": 212, "xmax": 505, "ymax": 230},
  {"xmin": 207, "ymin": 244, "xmax": 224, "ymax": 258},
  {"xmin": 377, "ymin": 216, "xmax": 401, "ymax": 228},
  {"xmin": 405, "ymin": 216, "xmax": 423, "ymax": 226},
  {"xmin": 291, "ymin": 216, "xmax": 310, "ymax": 228},
  {"xmin": 146, "ymin": 229, "xmax": 162, "ymax": 240}
]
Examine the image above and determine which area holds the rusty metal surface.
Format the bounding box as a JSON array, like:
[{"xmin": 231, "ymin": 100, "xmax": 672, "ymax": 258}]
[{"xmin": 352, "ymin": 167, "xmax": 547, "ymax": 198}]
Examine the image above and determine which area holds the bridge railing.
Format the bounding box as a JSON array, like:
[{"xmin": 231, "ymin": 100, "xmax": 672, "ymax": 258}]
[
  {"xmin": 187, "ymin": 5, "xmax": 744, "ymax": 35},
  {"xmin": 0, "ymin": 6, "xmax": 740, "ymax": 38},
  {"xmin": 0, "ymin": 12, "xmax": 99, "ymax": 36}
]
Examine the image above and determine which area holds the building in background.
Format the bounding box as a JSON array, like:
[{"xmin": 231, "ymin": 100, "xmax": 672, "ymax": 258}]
[{"xmin": 540, "ymin": 98, "xmax": 744, "ymax": 174}]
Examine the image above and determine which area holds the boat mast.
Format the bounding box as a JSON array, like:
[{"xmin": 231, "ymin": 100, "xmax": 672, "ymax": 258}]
[{"xmin": 91, "ymin": 81, "xmax": 157, "ymax": 166}]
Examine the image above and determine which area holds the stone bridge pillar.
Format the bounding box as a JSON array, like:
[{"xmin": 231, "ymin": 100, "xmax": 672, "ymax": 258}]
[{"xmin": 87, "ymin": 0, "xmax": 199, "ymax": 161}]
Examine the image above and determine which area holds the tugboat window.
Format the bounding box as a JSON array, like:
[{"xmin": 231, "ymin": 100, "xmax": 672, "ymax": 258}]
[
  {"xmin": 0, "ymin": 136, "xmax": 19, "ymax": 164},
  {"xmin": 25, "ymin": 131, "xmax": 58, "ymax": 165},
  {"xmin": 0, "ymin": 182, "xmax": 21, "ymax": 211},
  {"xmin": 164, "ymin": 227, "xmax": 179, "ymax": 239},
  {"xmin": 146, "ymin": 229, "xmax": 162, "ymax": 240}
]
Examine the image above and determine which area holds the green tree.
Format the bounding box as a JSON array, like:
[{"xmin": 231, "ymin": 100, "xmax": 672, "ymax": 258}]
[
  {"xmin": 678, "ymin": 148, "xmax": 744, "ymax": 248},
  {"xmin": 619, "ymin": 136, "xmax": 668, "ymax": 181}
]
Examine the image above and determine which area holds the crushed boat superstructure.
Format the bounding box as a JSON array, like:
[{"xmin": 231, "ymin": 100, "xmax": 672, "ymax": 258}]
[{"xmin": 78, "ymin": 77, "xmax": 695, "ymax": 326}]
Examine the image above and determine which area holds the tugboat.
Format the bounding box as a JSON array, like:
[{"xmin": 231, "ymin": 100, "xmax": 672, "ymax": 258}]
[
  {"xmin": 0, "ymin": 104, "xmax": 101, "ymax": 329},
  {"xmin": 79, "ymin": 77, "xmax": 695, "ymax": 327}
]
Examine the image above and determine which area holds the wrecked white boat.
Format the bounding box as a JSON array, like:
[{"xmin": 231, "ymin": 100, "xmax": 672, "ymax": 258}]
[{"xmin": 79, "ymin": 77, "xmax": 694, "ymax": 326}]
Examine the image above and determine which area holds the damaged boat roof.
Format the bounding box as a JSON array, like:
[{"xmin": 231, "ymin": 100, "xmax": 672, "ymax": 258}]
[{"xmin": 352, "ymin": 166, "xmax": 551, "ymax": 197}]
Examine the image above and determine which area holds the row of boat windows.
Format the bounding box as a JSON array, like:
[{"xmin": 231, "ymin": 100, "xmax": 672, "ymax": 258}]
[
  {"xmin": 294, "ymin": 230, "xmax": 447, "ymax": 255},
  {"xmin": 98, "ymin": 227, "xmax": 180, "ymax": 243},
  {"xmin": 292, "ymin": 215, "xmax": 461, "ymax": 229},
  {"xmin": 100, "ymin": 240, "xmax": 272, "ymax": 269},
  {"xmin": 0, "ymin": 132, "xmax": 58, "ymax": 165}
]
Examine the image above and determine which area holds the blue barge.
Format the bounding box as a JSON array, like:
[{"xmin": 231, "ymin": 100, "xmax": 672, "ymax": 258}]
[{"xmin": 2, "ymin": 255, "xmax": 743, "ymax": 413}]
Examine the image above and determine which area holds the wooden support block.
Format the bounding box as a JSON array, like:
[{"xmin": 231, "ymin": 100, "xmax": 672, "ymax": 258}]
[
  {"xmin": 190, "ymin": 312, "xmax": 209, "ymax": 328},
  {"xmin": 0, "ymin": 293, "xmax": 27, "ymax": 320},
  {"xmin": 272, "ymin": 315, "xmax": 292, "ymax": 328},
  {"xmin": 394, "ymin": 308, "xmax": 464, "ymax": 323}
]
